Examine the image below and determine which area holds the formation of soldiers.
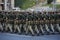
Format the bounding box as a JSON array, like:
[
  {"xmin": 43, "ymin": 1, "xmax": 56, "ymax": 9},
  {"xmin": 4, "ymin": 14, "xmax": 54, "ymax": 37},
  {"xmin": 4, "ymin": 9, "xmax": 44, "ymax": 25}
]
[{"xmin": 0, "ymin": 11, "xmax": 60, "ymax": 36}]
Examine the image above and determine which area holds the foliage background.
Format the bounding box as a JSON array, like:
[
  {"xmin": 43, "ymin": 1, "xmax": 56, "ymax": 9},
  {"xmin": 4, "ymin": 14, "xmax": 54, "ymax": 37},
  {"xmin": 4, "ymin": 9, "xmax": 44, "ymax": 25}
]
[{"xmin": 15, "ymin": 0, "xmax": 36, "ymax": 9}]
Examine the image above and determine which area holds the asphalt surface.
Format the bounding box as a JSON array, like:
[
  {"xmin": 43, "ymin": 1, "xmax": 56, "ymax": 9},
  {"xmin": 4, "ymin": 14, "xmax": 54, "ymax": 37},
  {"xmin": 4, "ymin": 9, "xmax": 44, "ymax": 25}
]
[{"xmin": 0, "ymin": 33, "xmax": 60, "ymax": 40}]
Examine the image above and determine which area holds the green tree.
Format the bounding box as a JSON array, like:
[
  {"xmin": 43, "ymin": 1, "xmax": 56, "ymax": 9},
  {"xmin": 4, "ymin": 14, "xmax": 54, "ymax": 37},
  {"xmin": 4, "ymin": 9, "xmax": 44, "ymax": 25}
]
[
  {"xmin": 47, "ymin": 0, "xmax": 53, "ymax": 4},
  {"xmin": 15, "ymin": 0, "xmax": 36, "ymax": 9}
]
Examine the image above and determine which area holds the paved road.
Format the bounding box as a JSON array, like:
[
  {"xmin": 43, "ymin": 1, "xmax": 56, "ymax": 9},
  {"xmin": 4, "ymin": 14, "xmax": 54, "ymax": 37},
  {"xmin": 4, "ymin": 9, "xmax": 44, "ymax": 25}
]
[{"xmin": 0, "ymin": 33, "xmax": 60, "ymax": 40}]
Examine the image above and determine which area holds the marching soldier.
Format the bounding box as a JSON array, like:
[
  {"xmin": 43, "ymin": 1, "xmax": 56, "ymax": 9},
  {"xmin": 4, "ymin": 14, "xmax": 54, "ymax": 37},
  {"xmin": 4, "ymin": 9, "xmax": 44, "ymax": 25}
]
[
  {"xmin": 0, "ymin": 13, "xmax": 4, "ymax": 31},
  {"xmin": 23, "ymin": 21, "xmax": 28, "ymax": 34},
  {"xmin": 23, "ymin": 17, "xmax": 35, "ymax": 35},
  {"xmin": 56, "ymin": 24, "xmax": 60, "ymax": 32},
  {"xmin": 45, "ymin": 24, "xmax": 50, "ymax": 33},
  {"xmin": 14, "ymin": 15, "xmax": 21, "ymax": 33},
  {"xmin": 5, "ymin": 23, "xmax": 13, "ymax": 32},
  {"xmin": 39, "ymin": 24, "xmax": 45, "ymax": 34},
  {"xmin": 27, "ymin": 21, "xmax": 35, "ymax": 35},
  {"xmin": 0, "ymin": 23, "xmax": 3, "ymax": 31},
  {"xmin": 34, "ymin": 21, "xmax": 39, "ymax": 34},
  {"xmin": 5, "ymin": 14, "xmax": 13, "ymax": 32},
  {"xmin": 50, "ymin": 24, "xmax": 55, "ymax": 33}
]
